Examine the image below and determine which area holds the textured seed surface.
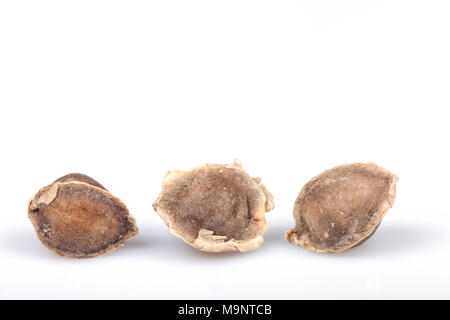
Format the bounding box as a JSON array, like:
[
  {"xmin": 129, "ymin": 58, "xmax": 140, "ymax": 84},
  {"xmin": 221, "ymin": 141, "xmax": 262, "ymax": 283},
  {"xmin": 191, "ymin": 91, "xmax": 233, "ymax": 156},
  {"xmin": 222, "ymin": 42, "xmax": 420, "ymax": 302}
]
[
  {"xmin": 286, "ymin": 163, "xmax": 397, "ymax": 253},
  {"xmin": 54, "ymin": 173, "xmax": 106, "ymax": 190},
  {"xmin": 28, "ymin": 174, "xmax": 138, "ymax": 258},
  {"xmin": 153, "ymin": 161, "xmax": 274, "ymax": 253}
]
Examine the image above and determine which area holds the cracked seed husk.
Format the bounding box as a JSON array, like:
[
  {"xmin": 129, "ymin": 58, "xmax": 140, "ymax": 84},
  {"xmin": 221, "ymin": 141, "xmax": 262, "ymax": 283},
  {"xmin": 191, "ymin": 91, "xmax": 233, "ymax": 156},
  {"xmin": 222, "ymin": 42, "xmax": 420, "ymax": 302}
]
[
  {"xmin": 28, "ymin": 174, "xmax": 138, "ymax": 258},
  {"xmin": 152, "ymin": 160, "xmax": 274, "ymax": 253},
  {"xmin": 285, "ymin": 163, "xmax": 398, "ymax": 253}
]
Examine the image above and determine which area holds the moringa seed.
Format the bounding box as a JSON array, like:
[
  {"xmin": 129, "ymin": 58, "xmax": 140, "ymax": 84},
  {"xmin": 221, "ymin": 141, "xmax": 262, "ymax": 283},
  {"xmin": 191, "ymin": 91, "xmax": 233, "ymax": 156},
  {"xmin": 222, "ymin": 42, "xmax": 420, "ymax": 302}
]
[
  {"xmin": 28, "ymin": 174, "xmax": 138, "ymax": 258},
  {"xmin": 152, "ymin": 160, "xmax": 274, "ymax": 253},
  {"xmin": 285, "ymin": 163, "xmax": 398, "ymax": 253}
]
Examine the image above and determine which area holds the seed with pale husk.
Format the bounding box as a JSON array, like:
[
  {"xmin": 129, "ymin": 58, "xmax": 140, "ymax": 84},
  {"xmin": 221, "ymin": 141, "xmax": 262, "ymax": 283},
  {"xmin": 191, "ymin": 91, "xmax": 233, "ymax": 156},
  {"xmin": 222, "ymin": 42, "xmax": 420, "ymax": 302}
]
[
  {"xmin": 152, "ymin": 160, "xmax": 274, "ymax": 253},
  {"xmin": 285, "ymin": 163, "xmax": 398, "ymax": 253},
  {"xmin": 28, "ymin": 174, "xmax": 138, "ymax": 258}
]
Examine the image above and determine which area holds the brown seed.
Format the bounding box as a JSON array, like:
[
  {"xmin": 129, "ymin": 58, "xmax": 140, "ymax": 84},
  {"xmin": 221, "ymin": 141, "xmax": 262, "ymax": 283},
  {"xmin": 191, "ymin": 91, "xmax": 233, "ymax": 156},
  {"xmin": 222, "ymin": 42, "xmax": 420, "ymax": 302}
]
[
  {"xmin": 28, "ymin": 174, "xmax": 138, "ymax": 258},
  {"xmin": 152, "ymin": 160, "xmax": 274, "ymax": 253},
  {"xmin": 285, "ymin": 163, "xmax": 398, "ymax": 253}
]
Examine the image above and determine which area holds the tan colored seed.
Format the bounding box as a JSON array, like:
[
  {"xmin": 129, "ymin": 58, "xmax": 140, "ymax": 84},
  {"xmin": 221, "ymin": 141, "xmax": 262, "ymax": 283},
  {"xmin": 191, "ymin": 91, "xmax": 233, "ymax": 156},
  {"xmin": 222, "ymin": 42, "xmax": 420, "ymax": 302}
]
[
  {"xmin": 152, "ymin": 160, "xmax": 274, "ymax": 253},
  {"xmin": 28, "ymin": 174, "xmax": 138, "ymax": 258},
  {"xmin": 285, "ymin": 163, "xmax": 398, "ymax": 253}
]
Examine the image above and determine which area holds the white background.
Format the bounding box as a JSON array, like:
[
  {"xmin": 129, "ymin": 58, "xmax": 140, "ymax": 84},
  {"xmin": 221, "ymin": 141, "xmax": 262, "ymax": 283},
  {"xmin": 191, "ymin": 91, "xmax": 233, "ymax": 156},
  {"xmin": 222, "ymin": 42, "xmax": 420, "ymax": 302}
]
[{"xmin": 0, "ymin": 1, "xmax": 449, "ymax": 299}]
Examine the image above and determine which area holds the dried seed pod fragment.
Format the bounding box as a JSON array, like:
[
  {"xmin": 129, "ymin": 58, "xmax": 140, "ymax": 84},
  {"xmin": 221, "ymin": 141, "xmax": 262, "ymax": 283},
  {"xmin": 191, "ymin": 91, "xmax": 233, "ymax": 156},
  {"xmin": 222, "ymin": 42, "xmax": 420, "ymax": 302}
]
[
  {"xmin": 152, "ymin": 160, "xmax": 274, "ymax": 253},
  {"xmin": 286, "ymin": 163, "xmax": 398, "ymax": 253},
  {"xmin": 28, "ymin": 174, "xmax": 138, "ymax": 258}
]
